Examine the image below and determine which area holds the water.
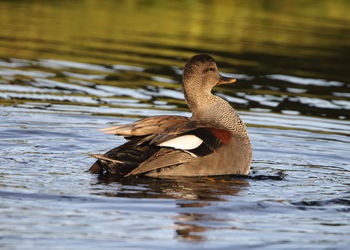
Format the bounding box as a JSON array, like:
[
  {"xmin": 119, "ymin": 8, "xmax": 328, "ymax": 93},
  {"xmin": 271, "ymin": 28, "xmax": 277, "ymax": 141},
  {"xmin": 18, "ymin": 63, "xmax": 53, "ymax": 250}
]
[{"xmin": 1, "ymin": 0, "xmax": 350, "ymax": 249}]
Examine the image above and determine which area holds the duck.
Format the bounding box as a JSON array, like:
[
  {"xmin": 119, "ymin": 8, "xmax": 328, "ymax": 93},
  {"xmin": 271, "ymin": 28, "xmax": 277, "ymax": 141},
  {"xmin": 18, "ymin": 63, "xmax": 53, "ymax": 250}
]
[{"xmin": 89, "ymin": 54, "xmax": 252, "ymax": 178}]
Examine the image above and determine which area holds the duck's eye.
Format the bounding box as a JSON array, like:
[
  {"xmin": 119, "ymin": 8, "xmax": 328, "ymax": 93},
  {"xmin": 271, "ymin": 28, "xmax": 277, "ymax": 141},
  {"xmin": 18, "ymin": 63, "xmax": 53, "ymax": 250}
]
[{"xmin": 207, "ymin": 67, "xmax": 215, "ymax": 72}]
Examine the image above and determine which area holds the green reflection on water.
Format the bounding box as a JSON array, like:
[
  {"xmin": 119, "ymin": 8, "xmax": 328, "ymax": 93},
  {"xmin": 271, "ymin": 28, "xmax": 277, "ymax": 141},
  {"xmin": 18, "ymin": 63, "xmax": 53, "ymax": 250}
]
[
  {"xmin": 0, "ymin": 0, "xmax": 349, "ymax": 80},
  {"xmin": 0, "ymin": 0, "xmax": 349, "ymax": 120}
]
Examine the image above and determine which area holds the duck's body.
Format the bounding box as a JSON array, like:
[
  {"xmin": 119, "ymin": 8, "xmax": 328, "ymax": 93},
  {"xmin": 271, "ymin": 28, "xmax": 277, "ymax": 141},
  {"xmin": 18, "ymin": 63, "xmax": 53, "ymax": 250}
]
[{"xmin": 90, "ymin": 55, "xmax": 252, "ymax": 177}]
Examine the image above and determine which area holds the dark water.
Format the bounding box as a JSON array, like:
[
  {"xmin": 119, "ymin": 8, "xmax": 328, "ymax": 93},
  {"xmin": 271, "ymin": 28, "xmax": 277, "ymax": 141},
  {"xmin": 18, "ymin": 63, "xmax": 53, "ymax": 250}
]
[{"xmin": 1, "ymin": 0, "xmax": 350, "ymax": 249}]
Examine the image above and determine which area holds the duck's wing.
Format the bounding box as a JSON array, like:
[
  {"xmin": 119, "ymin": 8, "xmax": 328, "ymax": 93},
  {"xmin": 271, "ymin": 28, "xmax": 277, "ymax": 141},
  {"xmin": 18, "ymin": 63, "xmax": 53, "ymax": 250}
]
[
  {"xmin": 124, "ymin": 121, "xmax": 233, "ymax": 177},
  {"xmin": 125, "ymin": 148, "xmax": 194, "ymax": 177},
  {"xmin": 89, "ymin": 115, "xmax": 189, "ymax": 175},
  {"xmin": 89, "ymin": 139, "xmax": 158, "ymax": 175},
  {"xmin": 90, "ymin": 115, "xmax": 233, "ymax": 177},
  {"xmin": 100, "ymin": 115, "xmax": 190, "ymax": 137}
]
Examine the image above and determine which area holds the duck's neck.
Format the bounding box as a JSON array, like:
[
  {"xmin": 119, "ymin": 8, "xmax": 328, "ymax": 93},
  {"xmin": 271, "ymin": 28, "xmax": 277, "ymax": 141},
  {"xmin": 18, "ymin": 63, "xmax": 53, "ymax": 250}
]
[{"xmin": 184, "ymin": 85, "xmax": 248, "ymax": 137}]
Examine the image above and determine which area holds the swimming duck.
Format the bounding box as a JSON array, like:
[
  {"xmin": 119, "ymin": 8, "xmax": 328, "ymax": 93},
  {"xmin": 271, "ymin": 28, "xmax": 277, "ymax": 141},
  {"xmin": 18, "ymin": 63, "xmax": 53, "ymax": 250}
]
[{"xmin": 89, "ymin": 54, "xmax": 252, "ymax": 177}]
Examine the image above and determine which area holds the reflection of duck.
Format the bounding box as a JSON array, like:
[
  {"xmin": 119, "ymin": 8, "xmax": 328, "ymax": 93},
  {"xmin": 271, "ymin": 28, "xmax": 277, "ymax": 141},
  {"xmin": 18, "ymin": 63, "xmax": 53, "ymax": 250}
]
[
  {"xmin": 90, "ymin": 54, "xmax": 252, "ymax": 177},
  {"xmin": 94, "ymin": 175, "xmax": 249, "ymax": 201},
  {"xmin": 93, "ymin": 175, "xmax": 249, "ymax": 241}
]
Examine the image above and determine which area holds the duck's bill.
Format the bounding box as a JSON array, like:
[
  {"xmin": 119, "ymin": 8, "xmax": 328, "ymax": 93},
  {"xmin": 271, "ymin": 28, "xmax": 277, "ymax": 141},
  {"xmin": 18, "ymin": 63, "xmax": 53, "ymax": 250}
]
[{"xmin": 217, "ymin": 75, "xmax": 237, "ymax": 85}]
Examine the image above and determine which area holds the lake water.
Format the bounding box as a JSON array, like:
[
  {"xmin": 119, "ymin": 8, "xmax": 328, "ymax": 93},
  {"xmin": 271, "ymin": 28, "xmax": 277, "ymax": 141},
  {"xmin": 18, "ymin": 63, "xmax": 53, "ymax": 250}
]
[{"xmin": 0, "ymin": 0, "xmax": 350, "ymax": 249}]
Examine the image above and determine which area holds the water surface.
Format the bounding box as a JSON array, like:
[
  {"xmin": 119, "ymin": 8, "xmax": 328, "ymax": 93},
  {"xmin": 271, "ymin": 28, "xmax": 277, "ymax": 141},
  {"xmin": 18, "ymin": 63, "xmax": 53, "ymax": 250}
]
[{"xmin": 0, "ymin": 1, "xmax": 349, "ymax": 249}]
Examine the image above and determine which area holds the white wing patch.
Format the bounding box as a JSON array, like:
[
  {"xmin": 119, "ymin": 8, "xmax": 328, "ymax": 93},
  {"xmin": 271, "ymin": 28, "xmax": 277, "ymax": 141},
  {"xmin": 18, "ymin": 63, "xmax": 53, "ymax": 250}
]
[{"xmin": 158, "ymin": 135, "xmax": 203, "ymax": 150}]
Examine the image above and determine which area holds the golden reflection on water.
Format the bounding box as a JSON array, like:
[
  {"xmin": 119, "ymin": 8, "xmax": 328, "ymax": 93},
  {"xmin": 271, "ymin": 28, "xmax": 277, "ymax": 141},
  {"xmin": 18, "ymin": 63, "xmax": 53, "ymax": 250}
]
[
  {"xmin": 1, "ymin": 0, "xmax": 349, "ymax": 74},
  {"xmin": 0, "ymin": 0, "xmax": 349, "ymax": 119}
]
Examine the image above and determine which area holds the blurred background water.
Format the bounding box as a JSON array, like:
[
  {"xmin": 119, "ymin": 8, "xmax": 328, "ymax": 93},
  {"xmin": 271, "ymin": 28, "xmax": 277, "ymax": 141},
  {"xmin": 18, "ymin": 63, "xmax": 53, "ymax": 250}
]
[{"xmin": 0, "ymin": 0, "xmax": 349, "ymax": 249}]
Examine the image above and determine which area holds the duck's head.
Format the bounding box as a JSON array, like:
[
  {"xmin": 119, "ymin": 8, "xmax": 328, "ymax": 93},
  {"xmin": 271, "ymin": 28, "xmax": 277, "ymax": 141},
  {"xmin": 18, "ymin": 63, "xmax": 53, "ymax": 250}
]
[{"xmin": 183, "ymin": 54, "xmax": 236, "ymax": 93}]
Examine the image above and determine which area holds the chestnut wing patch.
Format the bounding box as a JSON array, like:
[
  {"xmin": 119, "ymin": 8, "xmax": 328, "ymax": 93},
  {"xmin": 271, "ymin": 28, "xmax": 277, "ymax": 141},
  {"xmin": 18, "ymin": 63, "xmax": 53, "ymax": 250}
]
[
  {"xmin": 207, "ymin": 128, "xmax": 232, "ymax": 145},
  {"xmin": 188, "ymin": 128, "xmax": 232, "ymax": 156}
]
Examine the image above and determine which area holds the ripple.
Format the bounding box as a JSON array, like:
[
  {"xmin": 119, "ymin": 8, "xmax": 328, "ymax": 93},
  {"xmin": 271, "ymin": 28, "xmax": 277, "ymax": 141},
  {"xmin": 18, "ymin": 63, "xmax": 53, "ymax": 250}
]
[
  {"xmin": 0, "ymin": 92, "xmax": 100, "ymax": 104},
  {"xmin": 0, "ymin": 68, "xmax": 55, "ymax": 78},
  {"xmin": 38, "ymin": 59, "xmax": 114, "ymax": 72},
  {"xmin": 292, "ymin": 198, "xmax": 350, "ymax": 212},
  {"xmin": 96, "ymin": 85, "xmax": 151, "ymax": 99},
  {"xmin": 0, "ymin": 84, "xmax": 64, "ymax": 94},
  {"xmin": 267, "ymin": 74, "xmax": 344, "ymax": 87}
]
